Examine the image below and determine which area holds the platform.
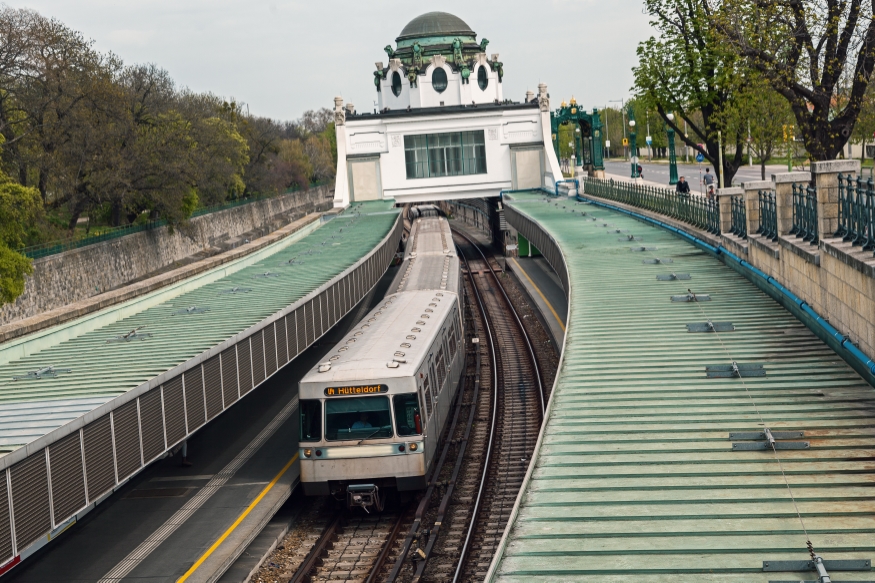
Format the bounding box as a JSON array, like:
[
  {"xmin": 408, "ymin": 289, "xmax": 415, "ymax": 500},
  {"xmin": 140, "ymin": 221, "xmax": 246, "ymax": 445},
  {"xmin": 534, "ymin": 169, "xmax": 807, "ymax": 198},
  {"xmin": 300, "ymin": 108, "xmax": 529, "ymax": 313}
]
[
  {"xmin": 488, "ymin": 191, "xmax": 875, "ymax": 582},
  {"xmin": 0, "ymin": 201, "xmax": 402, "ymax": 573}
]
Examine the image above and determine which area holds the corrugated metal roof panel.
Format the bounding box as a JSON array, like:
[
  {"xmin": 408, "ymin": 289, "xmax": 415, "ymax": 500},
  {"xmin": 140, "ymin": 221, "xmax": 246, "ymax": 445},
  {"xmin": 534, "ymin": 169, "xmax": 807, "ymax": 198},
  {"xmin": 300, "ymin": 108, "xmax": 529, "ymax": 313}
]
[
  {"xmin": 0, "ymin": 201, "xmax": 398, "ymax": 456},
  {"xmin": 491, "ymin": 192, "xmax": 875, "ymax": 582}
]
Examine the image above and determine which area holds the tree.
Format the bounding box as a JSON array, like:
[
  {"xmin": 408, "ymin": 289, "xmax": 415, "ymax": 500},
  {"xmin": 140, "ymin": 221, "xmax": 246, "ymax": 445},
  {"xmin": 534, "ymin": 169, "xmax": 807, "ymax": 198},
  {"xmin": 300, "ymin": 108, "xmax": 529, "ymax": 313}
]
[
  {"xmin": 851, "ymin": 83, "xmax": 875, "ymax": 159},
  {"xmin": 713, "ymin": 75, "xmax": 794, "ymax": 179},
  {"xmin": 0, "ymin": 165, "xmax": 41, "ymax": 304},
  {"xmin": 634, "ymin": 0, "xmax": 748, "ymax": 185},
  {"xmin": 717, "ymin": 0, "xmax": 875, "ymax": 160}
]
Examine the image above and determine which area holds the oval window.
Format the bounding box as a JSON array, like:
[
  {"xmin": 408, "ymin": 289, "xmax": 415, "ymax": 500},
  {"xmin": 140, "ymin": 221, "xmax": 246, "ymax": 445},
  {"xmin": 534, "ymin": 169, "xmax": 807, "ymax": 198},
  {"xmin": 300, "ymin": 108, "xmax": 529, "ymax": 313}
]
[
  {"xmin": 478, "ymin": 66, "xmax": 489, "ymax": 91},
  {"xmin": 392, "ymin": 71, "xmax": 402, "ymax": 97},
  {"xmin": 432, "ymin": 68, "xmax": 448, "ymax": 93}
]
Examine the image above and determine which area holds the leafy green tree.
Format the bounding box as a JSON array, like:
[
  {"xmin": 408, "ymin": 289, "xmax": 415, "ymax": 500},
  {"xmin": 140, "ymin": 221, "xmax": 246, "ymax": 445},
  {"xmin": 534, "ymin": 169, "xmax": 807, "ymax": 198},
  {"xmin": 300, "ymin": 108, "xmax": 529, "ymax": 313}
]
[
  {"xmin": 0, "ymin": 166, "xmax": 40, "ymax": 304},
  {"xmin": 718, "ymin": 0, "xmax": 875, "ymax": 160},
  {"xmin": 633, "ymin": 0, "xmax": 747, "ymax": 185}
]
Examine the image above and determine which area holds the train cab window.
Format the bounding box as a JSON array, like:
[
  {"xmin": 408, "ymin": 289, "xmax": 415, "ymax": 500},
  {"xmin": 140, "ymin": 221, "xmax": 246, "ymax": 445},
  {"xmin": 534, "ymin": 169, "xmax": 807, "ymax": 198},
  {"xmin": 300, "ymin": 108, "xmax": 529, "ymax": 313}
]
[
  {"xmin": 325, "ymin": 396, "xmax": 393, "ymax": 441},
  {"xmin": 394, "ymin": 394, "xmax": 423, "ymax": 436},
  {"xmin": 300, "ymin": 400, "xmax": 322, "ymax": 442}
]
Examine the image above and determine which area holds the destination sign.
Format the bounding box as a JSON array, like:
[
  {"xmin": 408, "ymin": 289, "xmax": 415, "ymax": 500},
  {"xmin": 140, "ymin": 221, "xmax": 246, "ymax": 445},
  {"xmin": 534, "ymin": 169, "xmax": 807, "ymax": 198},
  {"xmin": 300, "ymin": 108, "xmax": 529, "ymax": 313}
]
[{"xmin": 324, "ymin": 384, "xmax": 389, "ymax": 397}]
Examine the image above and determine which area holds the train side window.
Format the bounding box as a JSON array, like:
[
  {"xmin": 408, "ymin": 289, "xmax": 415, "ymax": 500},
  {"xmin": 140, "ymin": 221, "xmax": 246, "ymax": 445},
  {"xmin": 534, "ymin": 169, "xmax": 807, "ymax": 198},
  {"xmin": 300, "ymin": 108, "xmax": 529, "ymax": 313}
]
[
  {"xmin": 448, "ymin": 327, "xmax": 457, "ymax": 358},
  {"xmin": 435, "ymin": 348, "xmax": 446, "ymax": 388},
  {"xmin": 394, "ymin": 394, "xmax": 422, "ymax": 436},
  {"xmin": 300, "ymin": 400, "xmax": 322, "ymax": 442},
  {"xmin": 421, "ymin": 375, "xmax": 432, "ymax": 418}
]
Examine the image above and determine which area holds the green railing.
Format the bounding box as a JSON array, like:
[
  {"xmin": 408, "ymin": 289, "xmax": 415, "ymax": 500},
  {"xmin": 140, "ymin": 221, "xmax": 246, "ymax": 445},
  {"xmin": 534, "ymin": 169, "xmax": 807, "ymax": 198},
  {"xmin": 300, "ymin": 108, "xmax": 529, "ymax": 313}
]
[
  {"xmin": 758, "ymin": 190, "xmax": 778, "ymax": 241},
  {"xmin": 730, "ymin": 195, "xmax": 747, "ymax": 239},
  {"xmin": 20, "ymin": 182, "xmax": 329, "ymax": 260},
  {"xmin": 836, "ymin": 174, "xmax": 875, "ymax": 253},
  {"xmin": 790, "ymin": 182, "xmax": 818, "ymax": 245},
  {"xmin": 582, "ymin": 177, "xmax": 720, "ymax": 235}
]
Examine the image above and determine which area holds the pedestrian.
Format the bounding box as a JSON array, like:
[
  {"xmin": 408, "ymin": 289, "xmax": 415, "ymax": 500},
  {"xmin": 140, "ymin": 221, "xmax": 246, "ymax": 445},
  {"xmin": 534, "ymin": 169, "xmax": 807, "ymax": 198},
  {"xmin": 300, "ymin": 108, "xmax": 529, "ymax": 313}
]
[
  {"xmin": 703, "ymin": 167, "xmax": 715, "ymax": 198},
  {"xmin": 676, "ymin": 176, "xmax": 691, "ymax": 195},
  {"xmin": 637, "ymin": 164, "xmax": 643, "ymax": 178}
]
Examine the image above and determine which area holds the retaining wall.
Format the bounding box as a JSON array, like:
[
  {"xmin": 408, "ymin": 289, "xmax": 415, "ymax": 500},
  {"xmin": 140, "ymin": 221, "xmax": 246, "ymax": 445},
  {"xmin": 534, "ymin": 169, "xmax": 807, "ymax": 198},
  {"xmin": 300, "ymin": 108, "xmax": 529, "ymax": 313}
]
[{"xmin": 3, "ymin": 186, "xmax": 333, "ymax": 326}]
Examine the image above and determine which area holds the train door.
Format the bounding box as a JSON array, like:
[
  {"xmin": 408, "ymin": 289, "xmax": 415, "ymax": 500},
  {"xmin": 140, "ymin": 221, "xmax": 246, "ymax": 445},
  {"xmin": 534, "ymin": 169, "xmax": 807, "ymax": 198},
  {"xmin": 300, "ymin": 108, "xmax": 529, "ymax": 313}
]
[{"xmin": 418, "ymin": 369, "xmax": 436, "ymax": 468}]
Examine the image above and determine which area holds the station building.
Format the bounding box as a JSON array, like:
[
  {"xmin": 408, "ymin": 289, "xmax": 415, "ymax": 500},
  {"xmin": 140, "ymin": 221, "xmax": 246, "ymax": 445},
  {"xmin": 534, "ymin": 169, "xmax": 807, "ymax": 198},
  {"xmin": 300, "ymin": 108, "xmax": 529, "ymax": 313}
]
[{"xmin": 332, "ymin": 12, "xmax": 565, "ymax": 207}]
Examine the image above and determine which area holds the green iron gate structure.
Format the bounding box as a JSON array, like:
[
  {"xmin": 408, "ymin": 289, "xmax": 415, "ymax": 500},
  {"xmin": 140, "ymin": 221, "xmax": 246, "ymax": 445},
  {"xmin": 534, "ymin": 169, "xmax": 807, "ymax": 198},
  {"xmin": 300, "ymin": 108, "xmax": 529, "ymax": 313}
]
[{"xmin": 550, "ymin": 99, "xmax": 605, "ymax": 174}]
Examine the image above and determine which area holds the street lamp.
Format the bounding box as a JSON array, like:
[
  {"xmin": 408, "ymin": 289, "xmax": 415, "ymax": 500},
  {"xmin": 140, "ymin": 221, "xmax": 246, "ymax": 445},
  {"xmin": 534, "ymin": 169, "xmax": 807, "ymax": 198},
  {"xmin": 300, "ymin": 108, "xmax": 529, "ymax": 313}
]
[
  {"xmin": 574, "ymin": 126, "xmax": 582, "ymax": 170},
  {"xmin": 666, "ymin": 112, "xmax": 679, "ymax": 186},
  {"xmin": 628, "ymin": 106, "xmax": 639, "ymax": 179}
]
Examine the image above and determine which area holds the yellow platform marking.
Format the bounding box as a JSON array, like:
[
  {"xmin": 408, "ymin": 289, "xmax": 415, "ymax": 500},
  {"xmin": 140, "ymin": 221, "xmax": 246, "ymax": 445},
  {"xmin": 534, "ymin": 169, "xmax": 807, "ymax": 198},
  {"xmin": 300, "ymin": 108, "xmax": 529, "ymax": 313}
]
[
  {"xmin": 177, "ymin": 452, "xmax": 299, "ymax": 583},
  {"xmin": 509, "ymin": 258, "xmax": 566, "ymax": 332}
]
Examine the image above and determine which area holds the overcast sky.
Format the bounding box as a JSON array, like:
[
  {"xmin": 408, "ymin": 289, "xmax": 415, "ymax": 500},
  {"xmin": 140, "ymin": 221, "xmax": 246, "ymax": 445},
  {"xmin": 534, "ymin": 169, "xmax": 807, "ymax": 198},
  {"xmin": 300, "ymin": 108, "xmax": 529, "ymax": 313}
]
[{"xmin": 9, "ymin": 0, "xmax": 654, "ymax": 122}]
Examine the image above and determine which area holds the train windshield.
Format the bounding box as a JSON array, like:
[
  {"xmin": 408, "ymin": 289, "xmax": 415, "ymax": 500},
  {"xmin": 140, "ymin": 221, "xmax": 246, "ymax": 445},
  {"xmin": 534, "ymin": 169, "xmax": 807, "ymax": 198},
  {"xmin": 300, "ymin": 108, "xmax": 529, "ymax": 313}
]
[
  {"xmin": 393, "ymin": 394, "xmax": 422, "ymax": 436},
  {"xmin": 325, "ymin": 396, "xmax": 393, "ymax": 441}
]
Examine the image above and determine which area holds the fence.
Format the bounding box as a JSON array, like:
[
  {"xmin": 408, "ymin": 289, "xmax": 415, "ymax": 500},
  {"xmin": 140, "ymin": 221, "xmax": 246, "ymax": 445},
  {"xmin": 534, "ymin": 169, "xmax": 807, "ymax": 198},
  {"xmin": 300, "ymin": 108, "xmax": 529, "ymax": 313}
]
[
  {"xmin": 791, "ymin": 182, "xmax": 819, "ymax": 245},
  {"xmin": 837, "ymin": 174, "xmax": 875, "ymax": 253},
  {"xmin": 583, "ymin": 177, "xmax": 720, "ymax": 235},
  {"xmin": 730, "ymin": 195, "xmax": 747, "ymax": 239},
  {"xmin": 758, "ymin": 190, "xmax": 778, "ymax": 241},
  {"xmin": 20, "ymin": 182, "xmax": 329, "ymax": 260}
]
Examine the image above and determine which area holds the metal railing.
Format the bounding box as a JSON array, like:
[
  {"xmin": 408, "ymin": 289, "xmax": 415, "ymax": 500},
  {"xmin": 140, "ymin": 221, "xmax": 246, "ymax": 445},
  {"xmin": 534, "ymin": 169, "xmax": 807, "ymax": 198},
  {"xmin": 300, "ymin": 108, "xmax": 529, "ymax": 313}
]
[
  {"xmin": 730, "ymin": 195, "xmax": 747, "ymax": 239},
  {"xmin": 20, "ymin": 182, "xmax": 329, "ymax": 260},
  {"xmin": 790, "ymin": 182, "xmax": 818, "ymax": 245},
  {"xmin": 758, "ymin": 190, "xmax": 778, "ymax": 241},
  {"xmin": 583, "ymin": 177, "xmax": 720, "ymax": 235},
  {"xmin": 836, "ymin": 174, "xmax": 875, "ymax": 252}
]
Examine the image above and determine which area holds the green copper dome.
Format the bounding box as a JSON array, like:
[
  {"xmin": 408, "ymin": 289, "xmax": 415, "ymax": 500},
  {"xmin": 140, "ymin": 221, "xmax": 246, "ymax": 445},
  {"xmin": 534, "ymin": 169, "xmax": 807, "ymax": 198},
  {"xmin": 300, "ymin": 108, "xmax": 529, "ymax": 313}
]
[{"xmin": 396, "ymin": 12, "xmax": 476, "ymax": 43}]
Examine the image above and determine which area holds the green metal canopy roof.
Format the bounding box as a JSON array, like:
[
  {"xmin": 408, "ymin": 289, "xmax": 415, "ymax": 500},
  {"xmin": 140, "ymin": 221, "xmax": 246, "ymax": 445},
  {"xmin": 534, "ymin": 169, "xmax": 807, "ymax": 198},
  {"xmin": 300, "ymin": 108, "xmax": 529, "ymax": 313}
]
[
  {"xmin": 0, "ymin": 201, "xmax": 399, "ymax": 457},
  {"xmin": 490, "ymin": 192, "xmax": 875, "ymax": 582},
  {"xmin": 396, "ymin": 12, "xmax": 476, "ymax": 42}
]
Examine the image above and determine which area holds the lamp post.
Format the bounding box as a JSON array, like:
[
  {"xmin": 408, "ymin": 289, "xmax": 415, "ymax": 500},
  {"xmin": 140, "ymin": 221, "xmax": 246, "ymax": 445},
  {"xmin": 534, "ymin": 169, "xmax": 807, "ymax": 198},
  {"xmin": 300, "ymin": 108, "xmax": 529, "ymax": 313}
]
[
  {"xmin": 574, "ymin": 126, "xmax": 582, "ymax": 172},
  {"xmin": 666, "ymin": 112, "xmax": 678, "ymax": 186},
  {"xmin": 628, "ymin": 106, "xmax": 639, "ymax": 179}
]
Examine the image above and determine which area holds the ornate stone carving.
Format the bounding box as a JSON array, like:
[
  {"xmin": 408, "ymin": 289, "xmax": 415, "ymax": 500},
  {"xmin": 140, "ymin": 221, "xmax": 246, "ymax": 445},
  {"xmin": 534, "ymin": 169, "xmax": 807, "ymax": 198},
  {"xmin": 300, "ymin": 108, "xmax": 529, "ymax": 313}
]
[
  {"xmin": 452, "ymin": 38, "xmax": 463, "ymax": 65},
  {"xmin": 412, "ymin": 42, "xmax": 423, "ymax": 69},
  {"xmin": 407, "ymin": 67, "xmax": 418, "ymax": 88},
  {"xmin": 538, "ymin": 83, "xmax": 549, "ymax": 112},
  {"xmin": 480, "ymin": 38, "xmax": 490, "ymax": 52},
  {"xmin": 389, "ymin": 58, "xmax": 402, "ymax": 72},
  {"xmin": 384, "ymin": 45, "xmax": 395, "ymax": 58},
  {"xmin": 334, "ymin": 97, "xmax": 346, "ymax": 126},
  {"xmin": 431, "ymin": 54, "xmax": 447, "ymax": 67}
]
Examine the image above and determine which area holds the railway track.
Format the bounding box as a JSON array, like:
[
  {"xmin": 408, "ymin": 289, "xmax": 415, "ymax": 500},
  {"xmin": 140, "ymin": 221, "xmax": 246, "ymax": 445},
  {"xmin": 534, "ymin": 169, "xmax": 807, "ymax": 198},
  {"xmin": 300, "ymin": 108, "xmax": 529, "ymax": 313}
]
[{"xmin": 256, "ymin": 225, "xmax": 554, "ymax": 583}]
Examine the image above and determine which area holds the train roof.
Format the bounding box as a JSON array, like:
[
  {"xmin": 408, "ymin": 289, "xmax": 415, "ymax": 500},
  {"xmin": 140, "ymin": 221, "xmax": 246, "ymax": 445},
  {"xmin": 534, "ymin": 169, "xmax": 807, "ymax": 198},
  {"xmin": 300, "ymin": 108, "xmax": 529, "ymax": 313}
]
[
  {"xmin": 300, "ymin": 289, "xmax": 457, "ymax": 385},
  {"xmin": 388, "ymin": 215, "xmax": 461, "ymax": 296}
]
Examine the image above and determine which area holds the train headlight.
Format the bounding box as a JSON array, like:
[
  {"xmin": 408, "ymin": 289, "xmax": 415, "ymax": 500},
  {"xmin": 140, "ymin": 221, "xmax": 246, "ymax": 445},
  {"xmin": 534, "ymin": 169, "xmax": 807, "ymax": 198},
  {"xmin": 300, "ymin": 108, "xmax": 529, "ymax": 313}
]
[
  {"xmin": 303, "ymin": 449, "xmax": 312, "ymax": 458},
  {"xmin": 409, "ymin": 443, "xmax": 418, "ymax": 451}
]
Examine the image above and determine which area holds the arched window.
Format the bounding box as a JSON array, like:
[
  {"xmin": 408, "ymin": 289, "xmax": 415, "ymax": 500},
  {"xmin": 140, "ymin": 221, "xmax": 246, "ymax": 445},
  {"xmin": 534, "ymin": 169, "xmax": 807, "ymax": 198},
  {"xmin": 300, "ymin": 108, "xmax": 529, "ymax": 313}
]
[
  {"xmin": 432, "ymin": 68, "xmax": 448, "ymax": 93},
  {"xmin": 477, "ymin": 67, "xmax": 489, "ymax": 91},
  {"xmin": 392, "ymin": 72, "xmax": 402, "ymax": 97}
]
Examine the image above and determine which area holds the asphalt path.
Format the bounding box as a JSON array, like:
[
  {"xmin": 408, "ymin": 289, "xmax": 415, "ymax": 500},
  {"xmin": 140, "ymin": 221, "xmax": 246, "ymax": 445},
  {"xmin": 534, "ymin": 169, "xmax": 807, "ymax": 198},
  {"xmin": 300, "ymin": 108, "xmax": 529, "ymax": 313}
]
[{"xmin": 603, "ymin": 160, "xmax": 788, "ymax": 191}]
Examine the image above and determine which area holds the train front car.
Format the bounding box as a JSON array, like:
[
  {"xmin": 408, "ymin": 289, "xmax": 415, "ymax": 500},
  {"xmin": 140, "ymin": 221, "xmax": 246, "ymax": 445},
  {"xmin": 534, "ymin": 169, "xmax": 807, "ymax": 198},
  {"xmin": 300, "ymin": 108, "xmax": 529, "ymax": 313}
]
[{"xmin": 298, "ymin": 214, "xmax": 463, "ymax": 512}]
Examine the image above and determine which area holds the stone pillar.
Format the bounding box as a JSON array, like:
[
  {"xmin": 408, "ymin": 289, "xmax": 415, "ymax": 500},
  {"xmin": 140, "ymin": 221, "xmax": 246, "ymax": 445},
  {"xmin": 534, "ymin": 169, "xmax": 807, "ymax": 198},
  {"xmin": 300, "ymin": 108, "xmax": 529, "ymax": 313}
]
[
  {"xmin": 741, "ymin": 180, "xmax": 771, "ymax": 236},
  {"xmin": 772, "ymin": 171, "xmax": 811, "ymax": 237},
  {"xmin": 811, "ymin": 160, "xmax": 859, "ymax": 239},
  {"xmin": 717, "ymin": 187, "xmax": 742, "ymax": 235}
]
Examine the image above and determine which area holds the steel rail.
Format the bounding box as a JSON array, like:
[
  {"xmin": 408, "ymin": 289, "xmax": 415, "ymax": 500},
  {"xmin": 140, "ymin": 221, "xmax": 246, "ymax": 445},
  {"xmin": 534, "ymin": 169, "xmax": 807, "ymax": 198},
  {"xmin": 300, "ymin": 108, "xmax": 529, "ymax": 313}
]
[
  {"xmin": 451, "ymin": 237, "xmax": 500, "ymax": 583},
  {"xmin": 363, "ymin": 511, "xmax": 407, "ymax": 583},
  {"xmin": 452, "ymin": 228, "xmax": 546, "ymax": 415},
  {"xmin": 289, "ymin": 512, "xmax": 344, "ymax": 583},
  {"xmin": 407, "ymin": 249, "xmax": 486, "ymax": 583}
]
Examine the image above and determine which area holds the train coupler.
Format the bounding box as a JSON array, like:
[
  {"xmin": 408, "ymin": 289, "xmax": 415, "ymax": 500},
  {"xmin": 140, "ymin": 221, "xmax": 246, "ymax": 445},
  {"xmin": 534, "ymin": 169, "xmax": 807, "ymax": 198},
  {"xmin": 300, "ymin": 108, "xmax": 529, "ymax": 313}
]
[{"xmin": 347, "ymin": 484, "xmax": 383, "ymax": 513}]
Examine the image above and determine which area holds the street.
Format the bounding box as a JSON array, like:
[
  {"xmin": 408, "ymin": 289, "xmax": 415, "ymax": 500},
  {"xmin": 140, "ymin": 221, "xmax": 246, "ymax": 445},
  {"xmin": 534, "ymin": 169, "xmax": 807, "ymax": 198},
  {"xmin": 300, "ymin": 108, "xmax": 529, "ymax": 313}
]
[{"xmin": 603, "ymin": 160, "xmax": 789, "ymax": 191}]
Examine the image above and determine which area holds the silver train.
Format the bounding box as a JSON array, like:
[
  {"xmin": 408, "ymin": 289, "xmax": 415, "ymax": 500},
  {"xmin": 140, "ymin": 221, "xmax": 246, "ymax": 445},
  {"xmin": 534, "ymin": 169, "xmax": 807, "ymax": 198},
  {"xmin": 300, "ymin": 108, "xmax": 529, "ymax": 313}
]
[{"xmin": 298, "ymin": 212, "xmax": 464, "ymax": 511}]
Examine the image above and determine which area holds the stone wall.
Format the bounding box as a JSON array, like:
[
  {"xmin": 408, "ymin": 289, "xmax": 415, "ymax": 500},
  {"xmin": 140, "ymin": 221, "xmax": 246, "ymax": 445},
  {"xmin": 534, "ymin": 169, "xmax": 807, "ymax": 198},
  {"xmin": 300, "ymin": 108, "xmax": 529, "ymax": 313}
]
[{"xmin": 3, "ymin": 186, "xmax": 333, "ymax": 325}]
